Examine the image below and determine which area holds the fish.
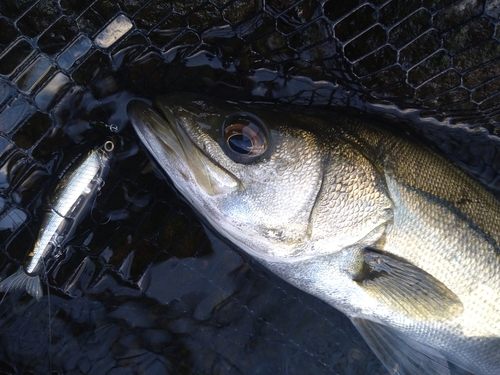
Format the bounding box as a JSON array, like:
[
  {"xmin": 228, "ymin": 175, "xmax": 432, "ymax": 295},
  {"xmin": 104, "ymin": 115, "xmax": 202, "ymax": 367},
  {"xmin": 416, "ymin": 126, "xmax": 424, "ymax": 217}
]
[
  {"xmin": 0, "ymin": 138, "xmax": 115, "ymax": 301},
  {"xmin": 127, "ymin": 93, "xmax": 500, "ymax": 375}
]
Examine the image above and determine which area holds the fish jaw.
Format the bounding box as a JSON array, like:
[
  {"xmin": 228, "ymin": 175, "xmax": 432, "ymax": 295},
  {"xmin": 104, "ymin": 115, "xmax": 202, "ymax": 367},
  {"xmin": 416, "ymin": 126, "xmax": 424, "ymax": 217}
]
[{"xmin": 127, "ymin": 99, "xmax": 240, "ymax": 199}]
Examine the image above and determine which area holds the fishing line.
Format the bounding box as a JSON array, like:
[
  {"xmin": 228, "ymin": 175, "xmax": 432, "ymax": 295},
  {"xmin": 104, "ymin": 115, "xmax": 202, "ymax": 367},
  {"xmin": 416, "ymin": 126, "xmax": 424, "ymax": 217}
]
[
  {"xmin": 0, "ymin": 283, "xmax": 11, "ymax": 318},
  {"xmin": 89, "ymin": 178, "xmax": 111, "ymax": 225},
  {"xmin": 23, "ymin": 216, "xmax": 37, "ymax": 243},
  {"xmin": 89, "ymin": 182, "xmax": 104, "ymax": 224},
  {"xmin": 43, "ymin": 255, "xmax": 53, "ymax": 375}
]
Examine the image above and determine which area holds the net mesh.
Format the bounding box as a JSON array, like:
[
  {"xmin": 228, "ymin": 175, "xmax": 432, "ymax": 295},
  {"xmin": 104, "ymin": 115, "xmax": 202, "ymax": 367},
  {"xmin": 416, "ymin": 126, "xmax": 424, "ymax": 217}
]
[{"xmin": 0, "ymin": 0, "xmax": 497, "ymax": 374}]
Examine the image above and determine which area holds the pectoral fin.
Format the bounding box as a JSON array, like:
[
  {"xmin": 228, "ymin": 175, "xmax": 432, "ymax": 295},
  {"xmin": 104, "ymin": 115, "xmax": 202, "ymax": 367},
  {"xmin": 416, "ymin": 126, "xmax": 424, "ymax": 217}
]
[
  {"xmin": 352, "ymin": 317, "xmax": 451, "ymax": 375},
  {"xmin": 355, "ymin": 249, "xmax": 463, "ymax": 321}
]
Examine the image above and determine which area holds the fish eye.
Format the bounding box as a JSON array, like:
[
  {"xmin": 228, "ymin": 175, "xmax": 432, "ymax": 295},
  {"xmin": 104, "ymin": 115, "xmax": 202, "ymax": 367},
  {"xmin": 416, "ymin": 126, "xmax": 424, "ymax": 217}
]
[{"xmin": 222, "ymin": 114, "xmax": 268, "ymax": 163}]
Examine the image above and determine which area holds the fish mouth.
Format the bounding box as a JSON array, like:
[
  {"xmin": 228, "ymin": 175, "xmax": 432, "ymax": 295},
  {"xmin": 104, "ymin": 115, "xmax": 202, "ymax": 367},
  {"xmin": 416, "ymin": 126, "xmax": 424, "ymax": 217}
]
[{"xmin": 127, "ymin": 99, "xmax": 240, "ymax": 197}]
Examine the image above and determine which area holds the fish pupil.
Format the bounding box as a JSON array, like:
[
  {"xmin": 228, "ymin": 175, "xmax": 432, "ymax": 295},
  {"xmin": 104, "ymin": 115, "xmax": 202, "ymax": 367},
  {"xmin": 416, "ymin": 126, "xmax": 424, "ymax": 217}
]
[
  {"xmin": 222, "ymin": 115, "xmax": 268, "ymax": 163},
  {"xmin": 228, "ymin": 134, "xmax": 252, "ymax": 154}
]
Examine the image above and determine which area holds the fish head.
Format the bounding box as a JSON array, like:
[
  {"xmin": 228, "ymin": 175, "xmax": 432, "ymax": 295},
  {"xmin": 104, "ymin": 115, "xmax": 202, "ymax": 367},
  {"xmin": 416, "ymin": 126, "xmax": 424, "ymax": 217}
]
[
  {"xmin": 127, "ymin": 93, "xmax": 392, "ymax": 262},
  {"xmin": 127, "ymin": 94, "xmax": 328, "ymax": 261}
]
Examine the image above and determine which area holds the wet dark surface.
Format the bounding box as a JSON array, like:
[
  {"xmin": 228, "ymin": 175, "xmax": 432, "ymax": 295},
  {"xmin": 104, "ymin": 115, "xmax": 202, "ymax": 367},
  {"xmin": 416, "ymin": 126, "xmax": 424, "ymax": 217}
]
[{"xmin": 0, "ymin": 0, "xmax": 499, "ymax": 374}]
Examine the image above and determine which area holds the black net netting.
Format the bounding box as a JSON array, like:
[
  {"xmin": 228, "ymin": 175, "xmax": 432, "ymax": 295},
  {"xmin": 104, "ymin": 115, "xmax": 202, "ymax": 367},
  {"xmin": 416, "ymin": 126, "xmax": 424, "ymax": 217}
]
[{"xmin": 0, "ymin": 0, "xmax": 498, "ymax": 374}]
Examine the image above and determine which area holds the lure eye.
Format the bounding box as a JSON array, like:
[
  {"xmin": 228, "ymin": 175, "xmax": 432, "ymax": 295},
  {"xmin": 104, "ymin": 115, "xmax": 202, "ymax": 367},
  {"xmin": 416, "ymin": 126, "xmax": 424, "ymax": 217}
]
[{"xmin": 222, "ymin": 115, "xmax": 268, "ymax": 163}]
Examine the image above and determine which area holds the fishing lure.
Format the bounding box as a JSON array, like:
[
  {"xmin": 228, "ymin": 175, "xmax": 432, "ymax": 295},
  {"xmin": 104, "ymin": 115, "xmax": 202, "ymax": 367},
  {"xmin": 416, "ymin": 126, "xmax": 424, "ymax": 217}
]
[{"xmin": 0, "ymin": 138, "xmax": 115, "ymax": 301}]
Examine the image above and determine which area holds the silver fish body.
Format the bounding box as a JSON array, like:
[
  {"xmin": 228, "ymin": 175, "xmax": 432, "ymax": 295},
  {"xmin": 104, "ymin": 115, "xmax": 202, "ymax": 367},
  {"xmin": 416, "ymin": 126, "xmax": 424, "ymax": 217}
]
[
  {"xmin": 128, "ymin": 94, "xmax": 500, "ymax": 375},
  {"xmin": 0, "ymin": 139, "xmax": 115, "ymax": 300}
]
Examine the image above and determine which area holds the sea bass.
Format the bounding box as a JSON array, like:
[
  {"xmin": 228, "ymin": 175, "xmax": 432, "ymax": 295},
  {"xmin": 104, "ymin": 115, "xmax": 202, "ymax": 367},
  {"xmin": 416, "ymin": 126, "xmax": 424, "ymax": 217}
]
[
  {"xmin": 127, "ymin": 93, "xmax": 500, "ymax": 375},
  {"xmin": 0, "ymin": 139, "xmax": 115, "ymax": 301}
]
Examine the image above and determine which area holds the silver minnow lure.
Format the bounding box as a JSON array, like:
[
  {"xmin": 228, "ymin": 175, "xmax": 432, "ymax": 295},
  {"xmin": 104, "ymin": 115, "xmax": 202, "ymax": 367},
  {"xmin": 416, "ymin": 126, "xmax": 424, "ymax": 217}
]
[{"xmin": 0, "ymin": 139, "xmax": 115, "ymax": 301}]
